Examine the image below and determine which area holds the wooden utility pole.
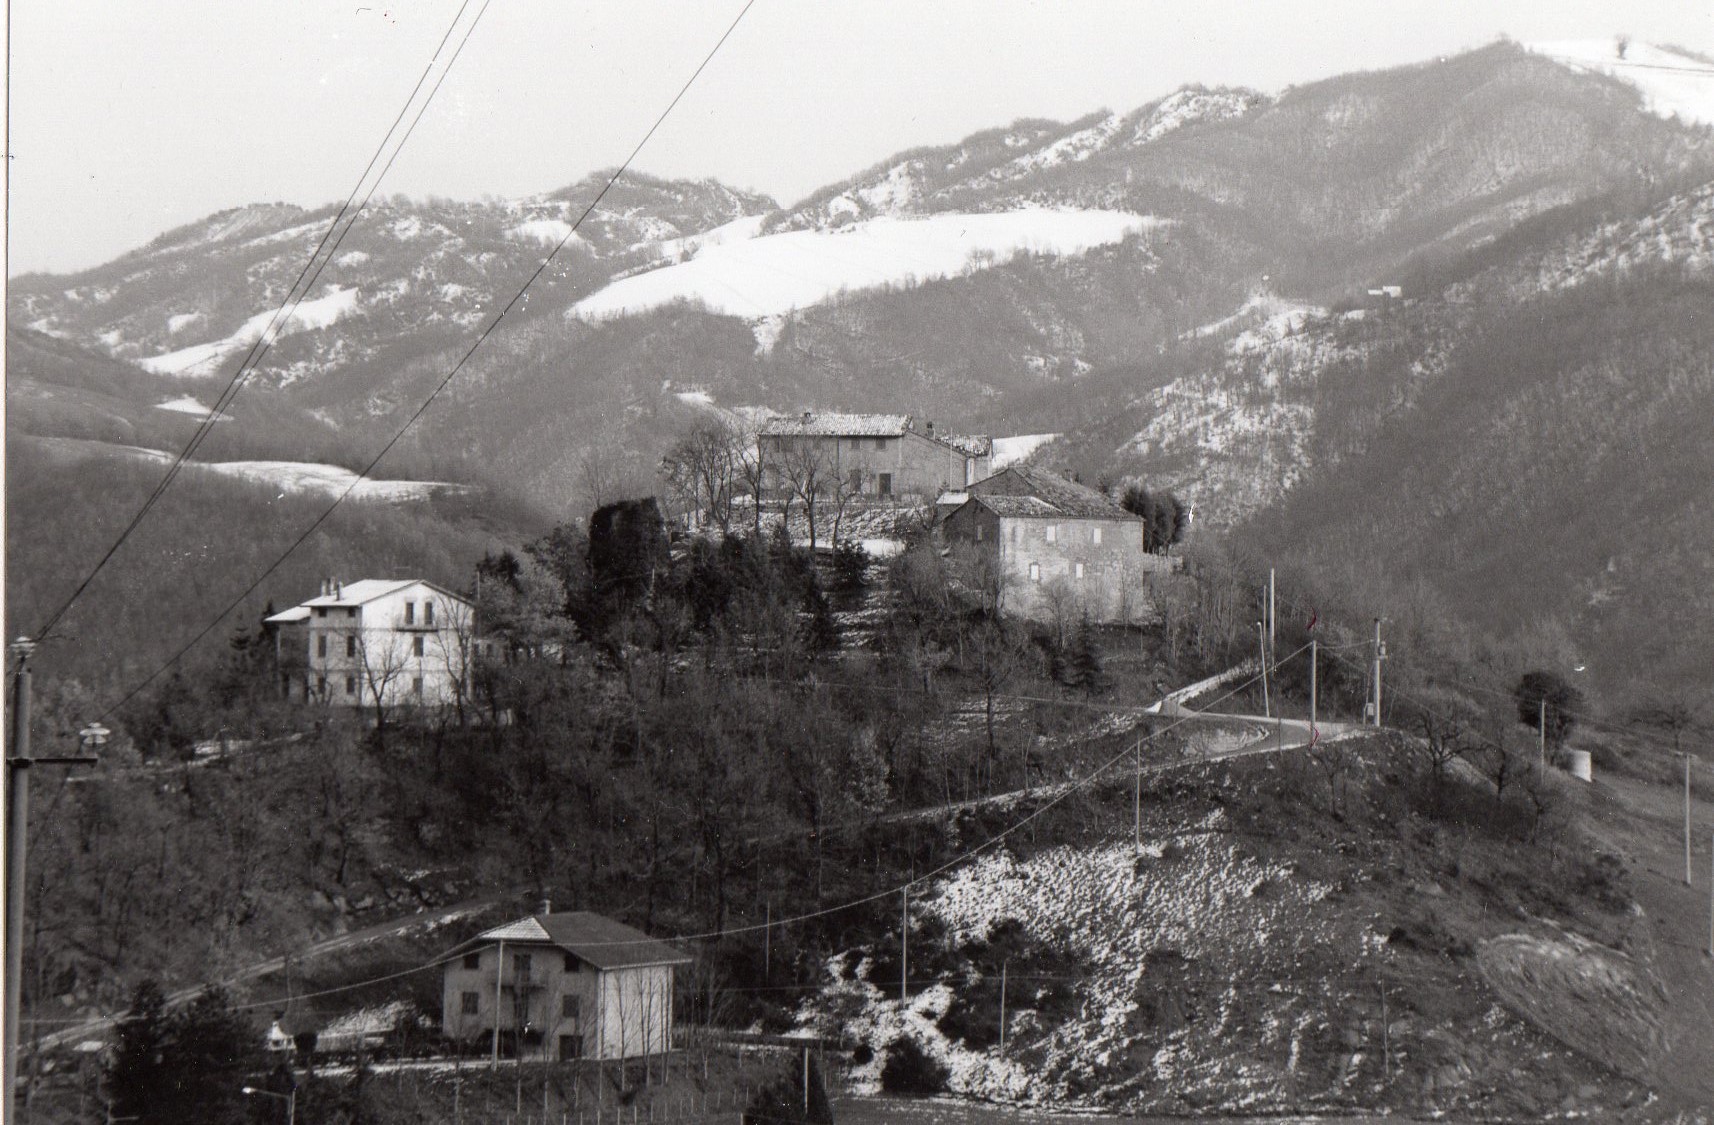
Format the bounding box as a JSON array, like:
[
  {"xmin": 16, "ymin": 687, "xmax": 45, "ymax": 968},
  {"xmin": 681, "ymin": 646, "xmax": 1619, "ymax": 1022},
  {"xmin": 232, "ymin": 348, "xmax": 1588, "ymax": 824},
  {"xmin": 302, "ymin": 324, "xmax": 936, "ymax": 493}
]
[
  {"xmin": 999, "ymin": 961, "xmax": 1008, "ymax": 1053},
  {"xmin": 1133, "ymin": 740, "xmax": 1142, "ymax": 859},
  {"xmin": 764, "ymin": 901, "xmax": 771, "ymax": 981},
  {"xmin": 1539, "ymin": 699, "xmax": 1547, "ymax": 769}
]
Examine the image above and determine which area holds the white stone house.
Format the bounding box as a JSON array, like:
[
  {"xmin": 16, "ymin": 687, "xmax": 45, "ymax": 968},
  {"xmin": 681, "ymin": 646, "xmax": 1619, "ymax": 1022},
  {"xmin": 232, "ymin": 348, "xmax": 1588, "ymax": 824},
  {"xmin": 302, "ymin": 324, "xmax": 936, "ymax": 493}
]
[
  {"xmin": 757, "ymin": 412, "xmax": 992, "ymax": 502},
  {"xmin": 441, "ymin": 911, "xmax": 690, "ymax": 1062},
  {"xmin": 265, "ymin": 578, "xmax": 476, "ymax": 709}
]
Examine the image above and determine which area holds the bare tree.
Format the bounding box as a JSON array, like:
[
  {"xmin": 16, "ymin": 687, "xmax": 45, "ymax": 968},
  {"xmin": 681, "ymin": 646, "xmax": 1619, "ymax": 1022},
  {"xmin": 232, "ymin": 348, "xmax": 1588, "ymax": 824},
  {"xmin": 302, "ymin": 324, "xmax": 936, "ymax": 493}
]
[
  {"xmin": 355, "ymin": 627, "xmax": 414, "ymax": 739},
  {"xmin": 775, "ymin": 441, "xmax": 835, "ymax": 549},
  {"xmin": 661, "ymin": 422, "xmax": 744, "ymax": 535}
]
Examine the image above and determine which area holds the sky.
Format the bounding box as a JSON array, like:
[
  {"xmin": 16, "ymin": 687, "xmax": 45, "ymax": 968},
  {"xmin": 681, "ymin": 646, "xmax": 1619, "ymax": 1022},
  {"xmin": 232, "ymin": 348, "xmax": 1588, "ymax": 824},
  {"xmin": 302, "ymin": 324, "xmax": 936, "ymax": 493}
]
[{"xmin": 6, "ymin": 0, "xmax": 1712, "ymax": 276}]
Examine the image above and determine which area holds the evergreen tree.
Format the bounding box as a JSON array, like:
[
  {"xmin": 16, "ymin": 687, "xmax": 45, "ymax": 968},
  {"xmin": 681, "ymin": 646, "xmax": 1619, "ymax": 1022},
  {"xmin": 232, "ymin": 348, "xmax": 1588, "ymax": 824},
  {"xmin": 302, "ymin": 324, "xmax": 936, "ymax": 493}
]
[{"xmin": 106, "ymin": 980, "xmax": 173, "ymax": 1125}]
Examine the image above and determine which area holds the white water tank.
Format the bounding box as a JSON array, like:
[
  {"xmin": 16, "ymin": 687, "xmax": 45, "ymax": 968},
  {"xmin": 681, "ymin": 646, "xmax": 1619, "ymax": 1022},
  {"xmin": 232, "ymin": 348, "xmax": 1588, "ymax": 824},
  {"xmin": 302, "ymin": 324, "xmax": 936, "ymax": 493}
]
[{"xmin": 1568, "ymin": 750, "xmax": 1593, "ymax": 782}]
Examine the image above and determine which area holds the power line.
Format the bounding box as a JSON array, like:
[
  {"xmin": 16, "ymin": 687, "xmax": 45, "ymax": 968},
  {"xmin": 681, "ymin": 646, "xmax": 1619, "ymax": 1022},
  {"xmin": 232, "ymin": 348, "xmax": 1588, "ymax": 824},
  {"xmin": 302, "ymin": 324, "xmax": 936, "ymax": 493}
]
[
  {"xmin": 29, "ymin": 0, "xmax": 490, "ymax": 650},
  {"xmin": 211, "ymin": 654, "xmax": 1310, "ymax": 1014},
  {"xmin": 92, "ymin": 0, "xmax": 760, "ymax": 723}
]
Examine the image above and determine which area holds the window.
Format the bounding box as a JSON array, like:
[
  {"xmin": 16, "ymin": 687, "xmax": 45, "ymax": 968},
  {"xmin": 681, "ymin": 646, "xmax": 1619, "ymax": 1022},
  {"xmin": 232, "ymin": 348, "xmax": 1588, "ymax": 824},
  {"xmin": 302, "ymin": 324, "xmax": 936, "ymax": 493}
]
[
  {"xmin": 1028, "ymin": 563, "xmax": 1041, "ymax": 583},
  {"xmin": 558, "ymin": 1034, "xmax": 582, "ymax": 1060},
  {"xmin": 873, "ymin": 437, "xmax": 886, "ymax": 451},
  {"xmin": 848, "ymin": 468, "xmax": 862, "ymax": 491},
  {"xmin": 561, "ymin": 995, "xmax": 581, "ymax": 1020},
  {"xmin": 425, "ymin": 602, "xmax": 435, "ymax": 625},
  {"xmin": 1046, "ymin": 525, "xmax": 1057, "ymax": 543},
  {"xmin": 315, "ymin": 607, "xmax": 327, "ymax": 619},
  {"xmin": 563, "ymin": 954, "xmax": 579, "ymax": 972},
  {"xmin": 461, "ymin": 992, "xmax": 479, "ymax": 1016},
  {"xmin": 463, "ymin": 953, "xmax": 481, "ymax": 969},
  {"xmin": 345, "ymin": 675, "xmax": 357, "ymax": 696},
  {"xmin": 347, "ymin": 608, "xmax": 357, "ymax": 619},
  {"xmin": 317, "ymin": 634, "xmax": 328, "ymax": 658},
  {"xmin": 975, "ymin": 524, "xmax": 984, "ymax": 542},
  {"xmin": 515, "ymin": 952, "xmax": 532, "ymax": 977},
  {"xmin": 411, "ymin": 677, "xmax": 424, "ymax": 696},
  {"xmin": 346, "ymin": 635, "xmax": 357, "ymax": 658},
  {"xmin": 404, "ymin": 601, "xmax": 415, "ymax": 625},
  {"xmin": 1075, "ymin": 563, "xmax": 1085, "ymax": 579},
  {"xmin": 412, "ymin": 636, "xmax": 425, "ymax": 657},
  {"xmin": 316, "ymin": 675, "xmax": 327, "ymax": 696},
  {"xmin": 878, "ymin": 473, "xmax": 893, "ymax": 496},
  {"xmin": 1092, "ymin": 527, "xmax": 1102, "ymax": 545}
]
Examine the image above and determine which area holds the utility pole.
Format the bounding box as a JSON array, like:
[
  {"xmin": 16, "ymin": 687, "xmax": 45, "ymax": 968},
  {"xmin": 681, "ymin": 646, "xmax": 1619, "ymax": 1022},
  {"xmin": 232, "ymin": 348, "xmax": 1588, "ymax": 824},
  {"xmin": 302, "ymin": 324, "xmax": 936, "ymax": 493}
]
[
  {"xmin": 5, "ymin": 639, "xmax": 33, "ymax": 1120},
  {"xmin": 1133, "ymin": 740, "xmax": 1142, "ymax": 861},
  {"xmin": 3, "ymin": 645, "xmax": 94, "ymax": 1119},
  {"xmin": 998, "ymin": 960, "xmax": 1008, "ymax": 1053},
  {"xmin": 1267, "ymin": 568, "xmax": 1276, "ymax": 658},
  {"xmin": 1371, "ymin": 619, "xmax": 1385, "ymax": 727},
  {"xmin": 1256, "ymin": 622, "xmax": 1270, "ymax": 719},
  {"xmin": 900, "ymin": 888, "xmax": 909, "ymax": 1006},
  {"xmin": 1309, "ymin": 639, "xmax": 1318, "ymax": 738},
  {"xmin": 1539, "ymin": 699, "xmax": 1547, "ymax": 770},
  {"xmin": 764, "ymin": 901, "xmax": 771, "ymax": 982}
]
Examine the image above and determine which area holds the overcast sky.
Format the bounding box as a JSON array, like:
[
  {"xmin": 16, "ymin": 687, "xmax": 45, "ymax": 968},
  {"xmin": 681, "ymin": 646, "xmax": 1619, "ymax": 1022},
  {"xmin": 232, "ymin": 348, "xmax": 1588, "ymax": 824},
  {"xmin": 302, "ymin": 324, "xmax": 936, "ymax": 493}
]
[{"xmin": 7, "ymin": 0, "xmax": 1712, "ymax": 275}]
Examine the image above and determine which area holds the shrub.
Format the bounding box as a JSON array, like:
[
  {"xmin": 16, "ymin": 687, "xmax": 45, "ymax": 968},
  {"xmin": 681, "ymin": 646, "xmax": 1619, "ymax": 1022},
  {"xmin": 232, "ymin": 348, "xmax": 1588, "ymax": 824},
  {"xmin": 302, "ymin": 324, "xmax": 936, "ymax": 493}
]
[{"xmin": 880, "ymin": 1036, "xmax": 949, "ymax": 1094}]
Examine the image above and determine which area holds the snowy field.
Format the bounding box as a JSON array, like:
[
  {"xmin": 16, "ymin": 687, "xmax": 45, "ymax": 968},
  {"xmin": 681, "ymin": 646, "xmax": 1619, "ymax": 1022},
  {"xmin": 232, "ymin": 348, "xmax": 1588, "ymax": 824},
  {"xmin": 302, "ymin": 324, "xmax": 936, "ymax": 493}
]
[
  {"xmin": 990, "ymin": 433, "xmax": 1058, "ymax": 469},
  {"xmin": 1529, "ymin": 40, "xmax": 1714, "ymax": 128},
  {"xmin": 571, "ymin": 210, "xmax": 1161, "ymax": 324}
]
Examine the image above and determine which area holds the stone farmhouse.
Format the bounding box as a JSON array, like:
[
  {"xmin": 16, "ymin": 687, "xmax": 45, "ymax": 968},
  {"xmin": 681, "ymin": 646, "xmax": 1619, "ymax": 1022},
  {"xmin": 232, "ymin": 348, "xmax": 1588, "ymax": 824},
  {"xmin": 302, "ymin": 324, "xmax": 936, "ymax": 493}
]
[
  {"xmin": 757, "ymin": 412, "xmax": 992, "ymax": 502},
  {"xmin": 942, "ymin": 467, "xmax": 1175, "ymax": 623},
  {"xmin": 441, "ymin": 910, "xmax": 689, "ymax": 1062},
  {"xmin": 265, "ymin": 578, "xmax": 476, "ymax": 708}
]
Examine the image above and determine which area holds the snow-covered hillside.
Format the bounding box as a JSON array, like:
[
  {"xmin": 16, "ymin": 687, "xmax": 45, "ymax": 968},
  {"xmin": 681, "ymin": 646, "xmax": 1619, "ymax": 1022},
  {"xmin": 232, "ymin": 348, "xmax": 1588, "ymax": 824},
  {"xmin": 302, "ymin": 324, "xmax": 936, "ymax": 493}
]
[
  {"xmin": 571, "ymin": 209, "xmax": 1161, "ymax": 336},
  {"xmin": 139, "ymin": 286, "xmax": 361, "ymax": 377},
  {"xmin": 1530, "ymin": 41, "xmax": 1714, "ymax": 128}
]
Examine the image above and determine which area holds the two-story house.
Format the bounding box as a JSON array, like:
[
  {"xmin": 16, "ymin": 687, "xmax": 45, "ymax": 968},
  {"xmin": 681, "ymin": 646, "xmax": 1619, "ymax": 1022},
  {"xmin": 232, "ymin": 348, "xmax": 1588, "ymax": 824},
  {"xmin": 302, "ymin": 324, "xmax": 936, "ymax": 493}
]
[
  {"xmin": 265, "ymin": 578, "xmax": 475, "ymax": 708},
  {"xmin": 757, "ymin": 412, "xmax": 991, "ymax": 502},
  {"xmin": 942, "ymin": 467, "xmax": 1175, "ymax": 624},
  {"xmin": 441, "ymin": 910, "xmax": 689, "ymax": 1062}
]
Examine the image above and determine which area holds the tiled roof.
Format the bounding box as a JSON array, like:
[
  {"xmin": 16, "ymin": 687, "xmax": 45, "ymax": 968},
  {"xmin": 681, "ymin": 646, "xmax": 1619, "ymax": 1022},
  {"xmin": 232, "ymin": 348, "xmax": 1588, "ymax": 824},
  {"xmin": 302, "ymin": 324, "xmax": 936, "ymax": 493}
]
[
  {"xmin": 759, "ymin": 413, "xmax": 909, "ymax": 438},
  {"xmin": 303, "ymin": 579, "xmax": 418, "ymax": 608},
  {"xmin": 968, "ymin": 466, "xmax": 1140, "ymax": 521},
  {"xmin": 971, "ymin": 495, "xmax": 1063, "ymax": 518},
  {"xmin": 939, "ymin": 433, "xmax": 993, "ymax": 457},
  {"xmin": 461, "ymin": 911, "xmax": 690, "ymax": 971}
]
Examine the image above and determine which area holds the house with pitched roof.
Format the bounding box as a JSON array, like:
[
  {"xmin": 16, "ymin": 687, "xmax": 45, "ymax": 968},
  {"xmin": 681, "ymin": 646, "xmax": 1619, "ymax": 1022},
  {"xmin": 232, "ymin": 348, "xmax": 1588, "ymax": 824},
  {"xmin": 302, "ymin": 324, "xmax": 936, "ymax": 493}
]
[
  {"xmin": 757, "ymin": 411, "xmax": 991, "ymax": 502},
  {"xmin": 441, "ymin": 910, "xmax": 690, "ymax": 1062},
  {"xmin": 264, "ymin": 578, "xmax": 476, "ymax": 708},
  {"xmin": 943, "ymin": 467, "xmax": 1174, "ymax": 623}
]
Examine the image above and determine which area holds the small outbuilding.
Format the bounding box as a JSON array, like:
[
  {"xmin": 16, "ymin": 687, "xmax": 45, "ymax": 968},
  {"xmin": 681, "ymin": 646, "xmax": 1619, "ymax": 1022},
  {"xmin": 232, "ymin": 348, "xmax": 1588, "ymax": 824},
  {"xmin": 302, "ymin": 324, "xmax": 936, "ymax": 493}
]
[{"xmin": 441, "ymin": 911, "xmax": 689, "ymax": 1062}]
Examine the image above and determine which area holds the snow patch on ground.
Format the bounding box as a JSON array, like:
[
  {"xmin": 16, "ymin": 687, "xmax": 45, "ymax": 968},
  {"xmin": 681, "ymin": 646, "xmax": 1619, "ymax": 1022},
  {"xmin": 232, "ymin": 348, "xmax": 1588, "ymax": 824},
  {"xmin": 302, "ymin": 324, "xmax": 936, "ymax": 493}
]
[
  {"xmin": 196, "ymin": 460, "xmax": 469, "ymax": 501},
  {"xmin": 1134, "ymin": 88, "xmax": 1267, "ymax": 144},
  {"xmin": 505, "ymin": 218, "xmax": 586, "ymax": 246},
  {"xmin": 138, "ymin": 286, "xmax": 362, "ymax": 376},
  {"xmin": 991, "ymin": 433, "xmax": 1059, "ymax": 469},
  {"xmin": 154, "ymin": 396, "xmax": 232, "ymax": 422},
  {"xmin": 572, "ymin": 210, "xmax": 1160, "ymax": 323},
  {"xmin": 1530, "ymin": 40, "xmax": 1714, "ymax": 128},
  {"xmin": 809, "ymin": 825, "xmax": 1338, "ymax": 1107},
  {"xmin": 166, "ymin": 312, "xmax": 203, "ymax": 334}
]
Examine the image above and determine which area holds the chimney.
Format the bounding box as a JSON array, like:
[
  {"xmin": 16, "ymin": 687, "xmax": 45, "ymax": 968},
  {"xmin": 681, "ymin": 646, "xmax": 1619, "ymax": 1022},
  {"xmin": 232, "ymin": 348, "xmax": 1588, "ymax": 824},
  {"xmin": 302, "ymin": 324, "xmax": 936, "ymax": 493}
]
[
  {"xmin": 334, "ymin": 579, "xmax": 342, "ymax": 600},
  {"xmin": 538, "ymin": 898, "xmax": 552, "ymax": 916},
  {"xmin": 801, "ymin": 410, "xmax": 813, "ymax": 425}
]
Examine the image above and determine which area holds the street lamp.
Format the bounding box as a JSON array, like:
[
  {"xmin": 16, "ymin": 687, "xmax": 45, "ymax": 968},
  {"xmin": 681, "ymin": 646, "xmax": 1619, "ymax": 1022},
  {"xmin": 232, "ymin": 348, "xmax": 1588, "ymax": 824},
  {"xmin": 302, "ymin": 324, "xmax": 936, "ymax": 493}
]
[{"xmin": 242, "ymin": 1085, "xmax": 296, "ymax": 1125}]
